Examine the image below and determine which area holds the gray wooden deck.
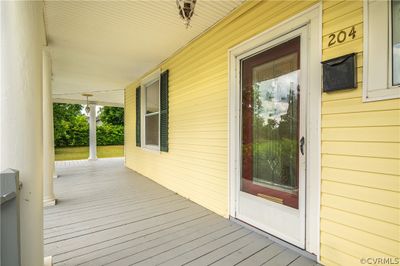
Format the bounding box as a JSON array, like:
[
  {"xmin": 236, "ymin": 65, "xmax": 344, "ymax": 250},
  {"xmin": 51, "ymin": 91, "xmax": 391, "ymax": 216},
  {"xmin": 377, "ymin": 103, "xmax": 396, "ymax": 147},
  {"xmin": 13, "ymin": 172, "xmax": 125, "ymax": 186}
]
[{"xmin": 44, "ymin": 158, "xmax": 318, "ymax": 266}]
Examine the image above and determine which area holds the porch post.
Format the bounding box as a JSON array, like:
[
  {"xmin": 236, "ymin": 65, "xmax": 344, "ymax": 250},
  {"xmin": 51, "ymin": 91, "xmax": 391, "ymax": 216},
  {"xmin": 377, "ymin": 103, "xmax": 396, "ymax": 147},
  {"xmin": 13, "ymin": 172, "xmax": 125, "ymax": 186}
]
[
  {"xmin": 88, "ymin": 104, "xmax": 97, "ymax": 160},
  {"xmin": 43, "ymin": 49, "xmax": 57, "ymax": 206},
  {"xmin": 53, "ymin": 165, "xmax": 58, "ymax": 178},
  {"xmin": 0, "ymin": 1, "xmax": 45, "ymax": 266}
]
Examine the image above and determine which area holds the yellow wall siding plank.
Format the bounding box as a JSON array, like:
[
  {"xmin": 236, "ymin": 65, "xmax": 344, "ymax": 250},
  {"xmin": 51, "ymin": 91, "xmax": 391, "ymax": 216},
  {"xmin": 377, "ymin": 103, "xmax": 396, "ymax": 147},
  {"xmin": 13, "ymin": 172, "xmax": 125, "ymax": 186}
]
[
  {"xmin": 322, "ymin": 97, "xmax": 400, "ymax": 114},
  {"xmin": 321, "ymin": 244, "xmax": 365, "ymax": 266},
  {"xmin": 322, "ymin": 87, "xmax": 363, "ymax": 102},
  {"xmin": 322, "ymin": 110, "xmax": 400, "ymax": 128},
  {"xmin": 321, "ymin": 232, "xmax": 391, "ymax": 261},
  {"xmin": 322, "ymin": 167, "xmax": 400, "ymax": 192},
  {"xmin": 169, "ymin": 112, "xmax": 227, "ymax": 125},
  {"xmin": 321, "ymin": 220, "xmax": 399, "ymax": 257},
  {"xmin": 170, "ymin": 69, "xmax": 227, "ymax": 86},
  {"xmin": 168, "ymin": 60, "xmax": 227, "ymax": 83},
  {"xmin": 322, "ymin": 154, "xmax": 400, "ymax": 176},
  {"xmin": 323, "ymin": 1, "xmax": 362, "ymax": 22},
  {"xmin": 155, "ymin": 165, "xmax": 228, "ymax": 191},
  {"xmin": 322, "ymin": 142, "xmax": 400, "ymax": 159},
  {"xmin": 321, "ymin": 193, "xmax": 400, "ymax": 225},
  {"xmin": 167, "ymin": 123, "xmax": 227, "ymax": 132},
  {"xmin": 322, "ymin": 126, "xmax": 400, "ymax": 142},
  {"xmin": 321, "ymin": 180, "xmax": 399, "ymax": 208},
  {"xmin": 322, "ymin": 38, "xmax": 362, "ymax": 60},
  {"xmin": 170, "ymin": 91, "xmax": 227, "ymax": 110},
  {"xmin": 323, "ymin": 0, "xmax": 344, "ymax": 10},
  {"xmin": 323, "ymin": 8, "xmax": 363, "ymax": 34},
  {"xmin": 321, "ymin": 206, "xmax": 399, "ymax": 241}
]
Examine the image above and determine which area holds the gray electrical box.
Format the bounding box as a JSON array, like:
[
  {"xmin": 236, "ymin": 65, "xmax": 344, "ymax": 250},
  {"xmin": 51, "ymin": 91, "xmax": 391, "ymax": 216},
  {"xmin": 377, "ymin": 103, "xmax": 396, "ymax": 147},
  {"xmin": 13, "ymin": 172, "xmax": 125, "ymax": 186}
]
[{"xmin": 1, "ymin": 169, "xmax": 21, "ymax": 266}]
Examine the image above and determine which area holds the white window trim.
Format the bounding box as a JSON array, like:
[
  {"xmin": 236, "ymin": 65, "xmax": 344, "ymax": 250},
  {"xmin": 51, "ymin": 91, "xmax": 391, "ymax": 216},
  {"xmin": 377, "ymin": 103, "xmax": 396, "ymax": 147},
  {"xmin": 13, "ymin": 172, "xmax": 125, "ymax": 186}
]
[
  {"xmin": 141, "ymin": 69, "xmax": 161, "ymax": 152},
  {"xmin": 363, "ymin": 0, "xmax": 400, "ymax": 102}
]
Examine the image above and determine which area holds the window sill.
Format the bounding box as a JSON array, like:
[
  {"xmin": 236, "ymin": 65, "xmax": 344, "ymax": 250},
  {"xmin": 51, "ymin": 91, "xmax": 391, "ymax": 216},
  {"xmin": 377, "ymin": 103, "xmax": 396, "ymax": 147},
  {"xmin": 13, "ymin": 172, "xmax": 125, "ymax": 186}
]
[
  {"xmin": 363, "ymin": 86, "xmax": 400, "ymax": 102},
  {"xmin": 141, "ymin": 145, "xmax": 161, "ymax": 154}
]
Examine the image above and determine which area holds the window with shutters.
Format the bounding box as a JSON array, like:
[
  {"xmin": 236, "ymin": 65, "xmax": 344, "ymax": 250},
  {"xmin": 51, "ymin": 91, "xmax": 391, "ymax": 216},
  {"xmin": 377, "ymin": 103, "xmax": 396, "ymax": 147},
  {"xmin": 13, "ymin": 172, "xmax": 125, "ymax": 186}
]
[
  {"xmin": 363, "ymin": 0, "xmax": 400, "ymax": 101},
  {"xmin": 138, "ymin": 69, "xmax": 169, "ymax": 152}
]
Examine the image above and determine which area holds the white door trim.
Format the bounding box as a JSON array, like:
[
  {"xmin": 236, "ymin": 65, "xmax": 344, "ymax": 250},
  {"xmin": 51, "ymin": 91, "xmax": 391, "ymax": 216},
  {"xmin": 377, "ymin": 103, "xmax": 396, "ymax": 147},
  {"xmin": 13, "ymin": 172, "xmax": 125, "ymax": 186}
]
[
  {"xmin": 235, "ymin": 26, "xmax": 308, "ymax": 248},
  {"xmin": 228, "ymin": 3, "xmax": 322, "ymax": 258}
]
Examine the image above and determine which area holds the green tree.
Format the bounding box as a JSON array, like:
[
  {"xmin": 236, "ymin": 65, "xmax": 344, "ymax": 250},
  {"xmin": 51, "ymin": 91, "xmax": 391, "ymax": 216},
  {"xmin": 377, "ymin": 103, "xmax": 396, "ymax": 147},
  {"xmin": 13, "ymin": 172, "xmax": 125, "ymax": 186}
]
[
  {"xmin": 53, "ymin": 103, "xmax": 124, "ymax": 147},
  {"xmin": 99, "ymin": 106, "xmax": 124, "ymax": 126},
  {"xmin": 53, "ymin": 103, "xmax": 85, "ymax": 147},
  {"xmin": 53, "ymin": 103, "xmax": 82, "ymax": 121}
]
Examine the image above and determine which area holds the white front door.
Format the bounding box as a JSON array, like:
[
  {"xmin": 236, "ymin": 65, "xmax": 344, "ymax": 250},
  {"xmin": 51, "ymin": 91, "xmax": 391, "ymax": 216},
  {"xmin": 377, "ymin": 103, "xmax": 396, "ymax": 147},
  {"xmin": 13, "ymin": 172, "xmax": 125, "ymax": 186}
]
[{"xmin": 234, "ymin": 27, "xmax": 308, "ymax": 248}]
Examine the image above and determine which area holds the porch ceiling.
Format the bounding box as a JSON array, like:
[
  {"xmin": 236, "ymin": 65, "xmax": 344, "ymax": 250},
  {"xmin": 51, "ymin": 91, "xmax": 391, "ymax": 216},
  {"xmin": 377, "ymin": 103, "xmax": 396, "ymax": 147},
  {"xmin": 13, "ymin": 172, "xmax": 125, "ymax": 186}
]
[{"xmin": 44, "ymin": 0, "xmax": 243, "ymax": 106}]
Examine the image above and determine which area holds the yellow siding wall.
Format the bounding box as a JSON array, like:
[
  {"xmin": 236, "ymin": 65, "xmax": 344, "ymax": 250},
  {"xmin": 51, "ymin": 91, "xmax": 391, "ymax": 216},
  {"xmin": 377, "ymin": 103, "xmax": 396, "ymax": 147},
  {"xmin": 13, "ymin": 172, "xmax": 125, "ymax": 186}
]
[
  {"xmin": 321, "ymin": 0, "xmax": 400, "ymax": 265},
  {"xmin": 125, "ymin": 0, "xmax": 317, "ymax": 217},
  {"xmin": 125, "ymin": 0, "xmax": 400, "ymax": 264}
]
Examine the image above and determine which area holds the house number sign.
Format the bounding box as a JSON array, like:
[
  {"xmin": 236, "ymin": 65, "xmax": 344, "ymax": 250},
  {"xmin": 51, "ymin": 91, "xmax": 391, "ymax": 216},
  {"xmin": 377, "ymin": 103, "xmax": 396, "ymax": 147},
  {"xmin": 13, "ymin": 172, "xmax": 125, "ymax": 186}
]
[{"xmin": 328, "ymin": 26, "xmax": 356, "ymax": 47}]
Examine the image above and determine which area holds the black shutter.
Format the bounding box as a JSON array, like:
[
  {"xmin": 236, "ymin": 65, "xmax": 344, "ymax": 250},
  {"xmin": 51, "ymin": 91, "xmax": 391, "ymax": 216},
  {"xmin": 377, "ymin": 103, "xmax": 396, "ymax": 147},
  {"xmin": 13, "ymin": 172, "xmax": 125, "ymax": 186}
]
[
  {"xmin": 160, "ymin": 70, "xmax": 169, "ymax": 152},
  {"xmin": 135, "ymin": 86, "xmax": 141, "ymax": 147}
]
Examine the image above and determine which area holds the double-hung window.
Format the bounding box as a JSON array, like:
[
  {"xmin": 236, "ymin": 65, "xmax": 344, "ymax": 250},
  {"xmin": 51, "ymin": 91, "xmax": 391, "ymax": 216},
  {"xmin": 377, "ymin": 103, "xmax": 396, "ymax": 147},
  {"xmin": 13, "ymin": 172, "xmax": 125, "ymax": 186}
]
[
  {"xmin": 364, "ymin": 0, "xmax": 400, "ymax": 101},
  {"xmin": 136, "ymin": 69, "xmax": 169, "ymax": 152},
  {"xmin": 143, "ymin": 74, "xmax": 160, "ymax": 150}
]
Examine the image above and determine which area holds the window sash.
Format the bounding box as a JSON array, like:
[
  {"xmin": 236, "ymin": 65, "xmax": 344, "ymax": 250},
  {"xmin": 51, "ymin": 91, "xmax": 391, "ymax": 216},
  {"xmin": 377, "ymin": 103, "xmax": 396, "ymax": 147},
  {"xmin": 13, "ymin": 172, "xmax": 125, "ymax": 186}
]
[
  {"xmin": 142, "ymin": 75, "xmax": 160, "ymax": 150},
  {"xmin": 145, "ymin": 79, "xmax": 160, "ymax": 114},
  {"xmin": 391, "ymin": 0, "xmax": 400, "ymax": 86},
  {"xmin": 145, "ymin": 114, "xmax": 159, "ymax": 147}
]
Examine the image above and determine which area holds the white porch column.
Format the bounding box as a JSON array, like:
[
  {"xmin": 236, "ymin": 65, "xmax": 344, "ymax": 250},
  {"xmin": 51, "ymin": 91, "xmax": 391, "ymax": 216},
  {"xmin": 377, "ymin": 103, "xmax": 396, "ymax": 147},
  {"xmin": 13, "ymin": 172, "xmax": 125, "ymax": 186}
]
[
  {"xmin": 0, "ymin": 1, "xmax": 45, "ymax": 266},
  {"xmin": 53, "ymin": 164, "xmax": 58, "ymax": 178},
  {"xmin": 43, "ymin": 49, "xmax": 57, "ymax": 206},
  {"xmin": 88, "ymin": 104, "xmax": 97, "ymax": 160}
]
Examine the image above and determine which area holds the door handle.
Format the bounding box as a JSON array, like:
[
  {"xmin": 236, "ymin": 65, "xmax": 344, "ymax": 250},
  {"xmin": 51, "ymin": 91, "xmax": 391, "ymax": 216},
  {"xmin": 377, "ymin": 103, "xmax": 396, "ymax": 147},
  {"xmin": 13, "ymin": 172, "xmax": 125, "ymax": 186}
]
[{"xmin": 300, "ymin": 136, "xmax": 305, "ymax": 155}]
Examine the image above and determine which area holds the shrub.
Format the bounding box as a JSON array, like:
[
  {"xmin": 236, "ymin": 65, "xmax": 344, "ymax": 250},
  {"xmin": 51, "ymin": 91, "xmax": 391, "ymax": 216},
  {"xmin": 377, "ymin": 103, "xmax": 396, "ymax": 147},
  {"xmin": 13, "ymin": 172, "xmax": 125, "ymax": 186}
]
[{"xmin": 96, "ymin": 124, "xmax": 124, "ymax": 146}]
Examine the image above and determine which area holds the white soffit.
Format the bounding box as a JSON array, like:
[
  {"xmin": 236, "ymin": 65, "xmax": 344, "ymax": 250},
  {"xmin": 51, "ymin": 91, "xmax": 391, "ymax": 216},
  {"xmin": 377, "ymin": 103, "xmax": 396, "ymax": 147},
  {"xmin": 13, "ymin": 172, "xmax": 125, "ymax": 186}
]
[{"xmin": 44, "ymin": 0, "xmax": 243, "ymax": 106}]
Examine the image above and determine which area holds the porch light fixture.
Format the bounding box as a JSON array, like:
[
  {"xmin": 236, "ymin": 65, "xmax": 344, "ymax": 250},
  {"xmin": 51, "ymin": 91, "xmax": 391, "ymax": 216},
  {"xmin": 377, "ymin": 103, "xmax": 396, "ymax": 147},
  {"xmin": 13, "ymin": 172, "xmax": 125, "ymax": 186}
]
[
  {"xmin": 82, "ymin": 93, "xmax": 93, "ymax": 114},
  {"xmin": 176, "ymin": 0, "xmax": 196, "ymax": 28}
]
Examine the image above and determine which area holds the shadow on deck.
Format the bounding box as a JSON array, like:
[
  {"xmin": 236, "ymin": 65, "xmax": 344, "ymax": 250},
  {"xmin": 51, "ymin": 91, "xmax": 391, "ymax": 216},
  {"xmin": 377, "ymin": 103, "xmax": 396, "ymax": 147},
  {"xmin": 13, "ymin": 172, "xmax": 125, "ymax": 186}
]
[{"xmin": 44, "ymin": 158, "xmax": 318, "ymax": 266}]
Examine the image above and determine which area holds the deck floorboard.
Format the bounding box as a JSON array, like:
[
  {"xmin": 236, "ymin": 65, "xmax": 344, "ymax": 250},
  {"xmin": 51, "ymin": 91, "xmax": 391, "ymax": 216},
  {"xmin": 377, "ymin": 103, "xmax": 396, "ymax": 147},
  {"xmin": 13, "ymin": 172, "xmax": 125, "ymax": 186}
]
[{"xmin": 44, "ymin": 158, "xmax": 317, "ymax": 266}]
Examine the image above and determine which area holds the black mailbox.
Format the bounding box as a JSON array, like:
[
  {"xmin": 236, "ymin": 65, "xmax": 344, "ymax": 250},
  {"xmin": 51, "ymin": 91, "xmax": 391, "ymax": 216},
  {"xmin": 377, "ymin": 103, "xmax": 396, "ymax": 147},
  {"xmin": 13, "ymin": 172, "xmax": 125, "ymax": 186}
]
[{"xmin": 322, "ymin": 53, "xmax": 357, "ymax": 92}]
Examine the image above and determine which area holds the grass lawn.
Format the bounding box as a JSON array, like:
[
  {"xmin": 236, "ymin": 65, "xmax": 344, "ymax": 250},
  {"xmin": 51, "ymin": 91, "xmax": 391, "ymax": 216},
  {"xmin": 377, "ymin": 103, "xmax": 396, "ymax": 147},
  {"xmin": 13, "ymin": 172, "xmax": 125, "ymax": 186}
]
[{"xmin": 55, "ymin": 145, "xmax": 124, "ymax": 161}]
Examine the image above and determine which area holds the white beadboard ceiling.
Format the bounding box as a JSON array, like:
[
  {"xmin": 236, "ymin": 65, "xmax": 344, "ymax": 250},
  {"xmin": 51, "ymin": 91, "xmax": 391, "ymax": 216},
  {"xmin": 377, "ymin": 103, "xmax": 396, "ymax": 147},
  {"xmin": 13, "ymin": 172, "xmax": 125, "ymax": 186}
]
[{"xmin": 44, "ymin": 0, "xmax": 243, "ymax": 106}]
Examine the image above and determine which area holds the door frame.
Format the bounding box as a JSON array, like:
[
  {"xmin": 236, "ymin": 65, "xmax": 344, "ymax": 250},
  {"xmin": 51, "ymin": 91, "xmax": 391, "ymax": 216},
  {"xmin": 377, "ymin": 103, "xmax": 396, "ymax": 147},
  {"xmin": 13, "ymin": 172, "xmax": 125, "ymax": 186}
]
[{"xmin": 228, "ymin": 3, "xmax": 322, "ymax": 258}]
